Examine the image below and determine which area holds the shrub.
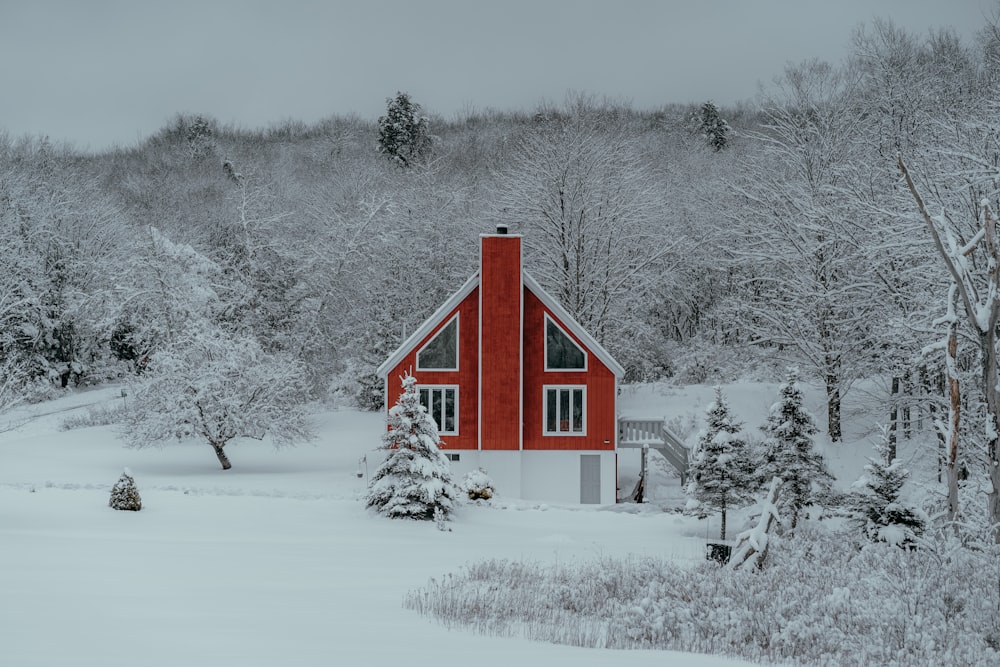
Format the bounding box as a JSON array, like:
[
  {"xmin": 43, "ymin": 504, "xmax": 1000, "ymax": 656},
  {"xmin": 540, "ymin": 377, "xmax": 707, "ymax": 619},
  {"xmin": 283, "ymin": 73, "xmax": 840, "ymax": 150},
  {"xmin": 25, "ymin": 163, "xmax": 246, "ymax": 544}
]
[
  {"xmin": 406, "ymin": 527, "xmax": 1000, "ymax": 665},
  {"xmin": 109, "ymin": 469, "xmax": 142, "ymax": 511},
  {"xmin": 462, "ymin": 468, "xmax": 495, "ymax": 501},
  {"xmin": 60, "ymin": 403, "xmax": 126, "ymax": 431}
]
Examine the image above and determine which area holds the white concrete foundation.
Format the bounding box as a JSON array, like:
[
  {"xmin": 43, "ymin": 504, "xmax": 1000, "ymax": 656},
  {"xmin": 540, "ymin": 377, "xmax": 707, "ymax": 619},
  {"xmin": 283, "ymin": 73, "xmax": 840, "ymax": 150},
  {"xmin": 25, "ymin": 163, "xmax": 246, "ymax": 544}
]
[
  {"xmin": 442, "ymin": 450, "xmax": 616, "ymax": 505},
  {"xmin": 521, "ymin": 451, "xmax": 616, "ymax": 505}
]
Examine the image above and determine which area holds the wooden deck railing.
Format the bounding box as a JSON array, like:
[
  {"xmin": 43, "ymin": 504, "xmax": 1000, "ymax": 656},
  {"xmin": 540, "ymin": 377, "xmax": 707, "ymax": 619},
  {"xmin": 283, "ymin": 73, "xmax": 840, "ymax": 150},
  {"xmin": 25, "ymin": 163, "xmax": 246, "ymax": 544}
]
[{"xmin": 618, "ymin": 417, "xmax": 689, "ymax": 483}]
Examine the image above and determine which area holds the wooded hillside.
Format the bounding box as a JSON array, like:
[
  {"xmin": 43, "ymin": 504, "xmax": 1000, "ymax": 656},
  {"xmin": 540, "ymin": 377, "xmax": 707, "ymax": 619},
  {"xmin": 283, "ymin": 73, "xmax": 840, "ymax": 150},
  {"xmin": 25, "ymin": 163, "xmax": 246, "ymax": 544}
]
[{"xmin": 1, "ymin": 18, "xmax": 998, "ymax": 451}]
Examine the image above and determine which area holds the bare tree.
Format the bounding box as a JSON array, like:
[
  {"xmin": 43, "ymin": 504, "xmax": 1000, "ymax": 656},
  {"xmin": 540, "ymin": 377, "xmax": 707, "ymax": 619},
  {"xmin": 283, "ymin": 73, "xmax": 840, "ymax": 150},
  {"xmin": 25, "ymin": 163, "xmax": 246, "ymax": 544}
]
[
  {"xmin": 492, "ymin": 105, "xmax": 673, "ymax": 345},
  {"xmin": 726, "ymin": 61, "xmax": 875, "ymax": 441},
  {"xmin": 898, "ymin": 158, "xmax": 1000, "ymax": 540}
]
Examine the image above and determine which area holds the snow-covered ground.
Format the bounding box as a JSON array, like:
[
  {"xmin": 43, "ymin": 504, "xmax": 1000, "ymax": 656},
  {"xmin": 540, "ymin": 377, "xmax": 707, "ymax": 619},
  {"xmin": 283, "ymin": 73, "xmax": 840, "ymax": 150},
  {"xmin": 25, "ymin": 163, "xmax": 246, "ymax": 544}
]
[{"xmin": 1, "ymin": 382, "xmax": 877, "ymax": 667}]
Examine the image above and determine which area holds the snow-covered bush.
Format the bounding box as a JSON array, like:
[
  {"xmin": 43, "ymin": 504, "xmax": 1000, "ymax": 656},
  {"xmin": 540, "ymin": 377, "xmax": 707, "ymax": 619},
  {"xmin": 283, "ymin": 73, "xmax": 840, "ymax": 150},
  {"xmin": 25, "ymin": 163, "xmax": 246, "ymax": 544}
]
[
  {"xmin": 109, "ymin": 468, "xmax": 142, "ymax": 511},
  {"xmin": 366, "ymin": 374, "xmax": 459, "ymax": 520},
  {"xmin": 849, "ymin": 440, "xmax": 927, "ymax": 548},
  {"xmin": 406, "ymin": 526, "xmax": 1000, "ymax": 665},
  {"xmin": 462, "ymin": 468, "xmax": 495, "ymax": 501},
  {"xmin": 665, "ymin": 411, "xmax": 698, "ymax": 443},
  {"xmin": 59, "ymin": 403, "xmax": 126, "ymax": 431},
  {"xmin": 328, "ymin": 359, "xmax": 385, "ymax": 411}
]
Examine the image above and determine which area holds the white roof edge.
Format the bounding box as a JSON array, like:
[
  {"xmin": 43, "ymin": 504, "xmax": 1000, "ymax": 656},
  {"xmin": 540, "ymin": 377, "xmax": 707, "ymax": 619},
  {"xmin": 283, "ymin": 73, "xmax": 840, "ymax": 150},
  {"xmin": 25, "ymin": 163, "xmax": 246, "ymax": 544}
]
[
  {"xmin": 377, "ymin": 272, "xmax": 480, "ymax": 377},
  {"xmin": 522, "ymin": 271, "xmax": 626, "ymax": 378}
]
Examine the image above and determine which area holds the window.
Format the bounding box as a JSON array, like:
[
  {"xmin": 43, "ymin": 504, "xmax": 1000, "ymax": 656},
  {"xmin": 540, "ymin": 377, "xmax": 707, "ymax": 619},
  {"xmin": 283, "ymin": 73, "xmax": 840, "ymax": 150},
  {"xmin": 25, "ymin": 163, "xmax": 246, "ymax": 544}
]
[
  {"xmin": 417, "ymin": 315, "xmax": 458, "ymax": 371},
  {"xmin": 446, "ymin": 453, "xmax": 461, "ymax": 462},
  {"xmin": 545, "ymin": 315, "xmax": 586, "ymax": 371},
  {"xmin": 544, "ymin": 385, "xmax": 585, "ymax": 435},
  {"xmin": 418, "ymin": 385, "xmax": 458, "ymax": 436}
]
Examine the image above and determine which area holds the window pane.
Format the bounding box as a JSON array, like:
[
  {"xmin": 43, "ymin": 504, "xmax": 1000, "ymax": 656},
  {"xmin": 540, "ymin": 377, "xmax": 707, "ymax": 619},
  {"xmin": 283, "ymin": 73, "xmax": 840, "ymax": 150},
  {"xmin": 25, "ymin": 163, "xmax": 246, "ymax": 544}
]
[
  {"xmin": 419, "ymin": 389, "xmax": 429, "ymax": 411},
  {"xmin": 432, "ymin": 389, "xmax": 443, "ymax": 431},
  {"xmin": 572, "ymin": 389, "xmax": 584, "ymax": 432},
  {"xmin": 546, "ymin": 319, "xmax": 585, "ymax": 369},
  {"xmin": 559, "ymin": 389, "xmax": 570, "ymax": 431},
  {"xmin": 546, "ymin": 389, "xmax": 557, "ymax": 432},
  {"xmin": 417, "ymin": 317, "xmax": 458, "ymax": 369},
  {"xmin": 444, "ymin": 389, "xmax": 456, "ymax": 433}
]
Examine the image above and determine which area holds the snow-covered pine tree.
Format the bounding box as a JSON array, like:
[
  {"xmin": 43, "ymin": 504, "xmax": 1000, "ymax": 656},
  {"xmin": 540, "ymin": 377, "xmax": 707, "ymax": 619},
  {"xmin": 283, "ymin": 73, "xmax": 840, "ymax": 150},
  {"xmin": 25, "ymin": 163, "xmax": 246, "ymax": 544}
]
[
  {"xmin": 758, "ymin": 368, "xmax": 834, "ymax": 529},
  {"xmin": 691, "ymin": 100, "xmax": 730, "ymax": 152},
  {"xmin": 109, "ymin": 468, "xmax": 142, "ymax": 511},
  {"xmin": 366, "ymin": 374, "xmax": 459, "ymax": 521},
  {"xmin": 685, "ymin": 386, "xmax": 757, "ymax": 540},
  {"xmin": 849, "ymin": 437, "xmax": 926, "ymax": 547},
  {"xmin": 376, "ymin": 92, "xmax": 431, "ymax": 167}
]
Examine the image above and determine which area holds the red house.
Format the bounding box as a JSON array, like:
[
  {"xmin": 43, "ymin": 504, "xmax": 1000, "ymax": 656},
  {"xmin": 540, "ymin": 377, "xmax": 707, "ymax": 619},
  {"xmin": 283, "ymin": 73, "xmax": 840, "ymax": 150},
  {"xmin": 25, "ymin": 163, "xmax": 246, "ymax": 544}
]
[{"xmin": 377, "ymin": 226, "xmax": 624, "ymax": 504}]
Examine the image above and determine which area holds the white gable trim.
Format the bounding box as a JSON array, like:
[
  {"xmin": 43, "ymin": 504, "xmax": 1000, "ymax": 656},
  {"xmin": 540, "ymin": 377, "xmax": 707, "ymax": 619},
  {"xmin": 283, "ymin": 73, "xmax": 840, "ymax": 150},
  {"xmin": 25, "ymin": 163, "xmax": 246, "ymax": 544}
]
[
  {"xmin": 377, "ymin": 272, "xmax": 479, "ymax": 377},
  {"xmin": 522, "ymin": 271, "xmax": 626, "ymax": 379}
]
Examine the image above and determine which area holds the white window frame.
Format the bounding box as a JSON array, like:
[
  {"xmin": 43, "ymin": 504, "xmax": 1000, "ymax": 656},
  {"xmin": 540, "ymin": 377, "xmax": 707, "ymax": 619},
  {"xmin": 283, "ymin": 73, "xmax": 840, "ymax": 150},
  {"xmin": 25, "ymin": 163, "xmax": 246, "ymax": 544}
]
[
  {"xmin": 416, "ymin": 314, "xmax": 459, "ymax": 372},
  {"xmin": 418, "ymin": 384, "xmax": 459, "ymax": 436},
  {"xmin": 543, "ymin": 384, "xmax": 586, "ymax": 436},
  {"xmin": 543, "ymin": 313, "xmax": 587, "ymax": 372}
]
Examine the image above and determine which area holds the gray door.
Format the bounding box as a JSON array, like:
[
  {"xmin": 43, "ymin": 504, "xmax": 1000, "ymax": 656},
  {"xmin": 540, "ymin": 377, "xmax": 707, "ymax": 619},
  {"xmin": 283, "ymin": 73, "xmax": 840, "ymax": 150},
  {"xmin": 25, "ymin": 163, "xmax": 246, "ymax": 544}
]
[{"xmin": 580, "ymin": 455, "xmax": 601, "ymax": 504}]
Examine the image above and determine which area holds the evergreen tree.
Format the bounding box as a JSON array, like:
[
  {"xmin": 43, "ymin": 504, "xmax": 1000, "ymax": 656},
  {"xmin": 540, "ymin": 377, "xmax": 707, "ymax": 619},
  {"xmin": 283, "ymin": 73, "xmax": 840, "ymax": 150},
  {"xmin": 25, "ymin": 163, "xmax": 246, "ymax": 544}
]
[
  {"xmin": 685, "ymin": 386, "xmax": 757, "ymax": 540},
  {"xmin": 376, "ymin": 92, "xmax": 431, "ymax": 167},
  {"xmin": 366, "ymin": 373, "xmax": 459, "ymax": 520},
  {"xmin": 849, "ymin": 439, "xmax": 927, "ymax": 547},
  {"xmin": 758, "ymin": 368, "xmax": 834, "ymax": 528},
  {"xmin": 690, "ymin": 100, "xmax": 730, "ymax": 151},
  {"xmin": 109, "ymin": 468, "xmax": 142, "ymax": 511}
]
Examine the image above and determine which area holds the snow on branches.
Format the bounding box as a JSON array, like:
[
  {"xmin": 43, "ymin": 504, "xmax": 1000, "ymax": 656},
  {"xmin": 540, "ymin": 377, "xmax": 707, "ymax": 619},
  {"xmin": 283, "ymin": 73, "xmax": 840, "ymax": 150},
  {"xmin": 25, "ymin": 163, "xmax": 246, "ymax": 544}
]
[
  {"xmin": 119, "ymin": 326, "xmax": 314, "ymax": 470},
  {"xmin": 366, "ymin": 374, "xmax": 459, "ymax": 521},
  {"xmin": 685, "ymin": 386, "xmax": 757, "ymax": 540},
  {"xmin": 758, "ymin": 368, "xmax": 833, "ymax": 529}
]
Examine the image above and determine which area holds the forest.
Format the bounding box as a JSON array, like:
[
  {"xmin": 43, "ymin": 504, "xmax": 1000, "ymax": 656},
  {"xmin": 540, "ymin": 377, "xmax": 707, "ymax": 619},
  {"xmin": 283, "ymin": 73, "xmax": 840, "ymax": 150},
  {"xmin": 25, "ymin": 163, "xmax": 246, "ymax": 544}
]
[{"xmin": 2, "ymin": 17, "xmax": 1000, "ymax": 521}]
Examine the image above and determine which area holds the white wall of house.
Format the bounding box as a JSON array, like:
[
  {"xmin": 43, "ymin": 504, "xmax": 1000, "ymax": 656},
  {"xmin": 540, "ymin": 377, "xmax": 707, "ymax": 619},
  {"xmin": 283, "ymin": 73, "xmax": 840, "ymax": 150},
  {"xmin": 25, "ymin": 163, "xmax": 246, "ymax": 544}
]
[
  {"xmin": 442, "ymin": 449, "xmax": 617, "ymax": 505},
  {"xmin": 520, "ymin": 451, "xmax": 617, "ymax": 505},
  {"xmin": 478, "ymin": 451, "xmax": 523, "ymax": 500}
]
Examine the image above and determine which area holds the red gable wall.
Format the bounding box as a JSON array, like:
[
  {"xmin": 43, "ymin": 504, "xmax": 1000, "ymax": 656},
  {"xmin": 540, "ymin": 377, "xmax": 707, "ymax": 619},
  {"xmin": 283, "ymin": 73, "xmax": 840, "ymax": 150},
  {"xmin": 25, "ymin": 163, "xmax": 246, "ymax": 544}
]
[
  {"xmin": 383, "ymin": 288, "xmax": 479, "ymax": 450},
  {"xmin": 522, "ymin": 289, "xmax": 616, "ymax": 451},
  {"xmin": 383, "ymin": 233, "xmax": 618, "ymax": 456}
]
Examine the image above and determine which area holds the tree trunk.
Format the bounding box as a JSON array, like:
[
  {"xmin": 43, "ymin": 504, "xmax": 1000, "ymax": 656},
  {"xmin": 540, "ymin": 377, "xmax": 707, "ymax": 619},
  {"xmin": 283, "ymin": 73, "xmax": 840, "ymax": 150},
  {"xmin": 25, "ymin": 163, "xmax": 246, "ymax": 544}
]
[
  {"xmin": 946, "ymin": 321, "xmax": 960, "ymax": 525},
  {"xmin": 720, "ymin": 498, "xmax": 727, "ymax": 541},
  {"xmin": 889, "ymin": 375, "xmax": 900, "ymax": 462},
  {"xmin": 979, "ymin": 331, "xmax": 1000, "ymax": 542},
  {"xmin": 902, "ymin": 371, "xmax": 912, "ymax": 440},
  {"xmin": 212, "ymin": 442, "xmax": 232, "ymax": 470},
  {"xmin": 825, "ymin": 356, "xmax": 842, "ymax": 442}
]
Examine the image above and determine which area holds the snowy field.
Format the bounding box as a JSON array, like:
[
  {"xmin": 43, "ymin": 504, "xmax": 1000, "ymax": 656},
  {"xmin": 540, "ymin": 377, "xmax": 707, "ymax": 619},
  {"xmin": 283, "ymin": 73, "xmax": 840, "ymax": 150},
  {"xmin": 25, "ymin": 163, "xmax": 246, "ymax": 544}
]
[{"xmin": 0, "ymin": 384, "xmax": 783, "ymax": 667}]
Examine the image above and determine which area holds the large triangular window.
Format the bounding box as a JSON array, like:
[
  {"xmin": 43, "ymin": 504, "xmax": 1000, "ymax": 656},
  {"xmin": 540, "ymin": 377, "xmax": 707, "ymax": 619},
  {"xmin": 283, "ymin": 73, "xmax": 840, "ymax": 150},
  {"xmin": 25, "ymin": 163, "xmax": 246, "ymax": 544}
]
[
  {"xmin": 417, "ymin": 315, "xmax": 458, "ymax": 371},
  {"xmin": 545, "ymin": 314, "xmax": 586, "ymax": 371}
]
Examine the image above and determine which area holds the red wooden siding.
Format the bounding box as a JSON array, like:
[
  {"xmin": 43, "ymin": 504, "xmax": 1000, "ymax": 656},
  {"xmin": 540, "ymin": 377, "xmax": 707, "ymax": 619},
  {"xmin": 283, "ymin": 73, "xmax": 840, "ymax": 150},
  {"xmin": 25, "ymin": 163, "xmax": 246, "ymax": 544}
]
[
  {"xmin": 522, "ymin": 289, "xmax": 615, "ymax": 451},
  {"xmin": 384, "ymin": 288, "xmax": 479, "ymax": 450},
  {"xmin": 479, "ymin": 234, "xmax": 522, "ymax": 450}
]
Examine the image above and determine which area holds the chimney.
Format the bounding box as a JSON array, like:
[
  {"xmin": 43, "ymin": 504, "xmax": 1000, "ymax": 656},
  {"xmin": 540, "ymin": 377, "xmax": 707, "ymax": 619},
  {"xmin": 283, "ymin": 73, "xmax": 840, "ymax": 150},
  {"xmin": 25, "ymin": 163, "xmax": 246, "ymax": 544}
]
[{"xmin": 479, "ymin": 228, "xmax": 522, "ymax": 450}]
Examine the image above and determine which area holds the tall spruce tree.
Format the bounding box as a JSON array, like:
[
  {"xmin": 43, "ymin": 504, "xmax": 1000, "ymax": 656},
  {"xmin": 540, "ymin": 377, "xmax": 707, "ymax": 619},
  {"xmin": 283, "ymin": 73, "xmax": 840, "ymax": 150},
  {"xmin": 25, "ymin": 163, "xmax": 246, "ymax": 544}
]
[
  {"xmin": 758, "ymin": 368, "xmax": 834, "ymax": 528},
  {"xmin": 686, "ymin": 386, "xmax": 757, "ymax": 540},
  {"xmin": 376, "ymin": 92, "xmax": 431, "ymax": 167},
  {"xmin": 691, "ymin": 100, "xmax": 730, "ymax": 151},
  {"xmin": 366, "ymin": 374, "xmax": 459, "ymax": 520}
]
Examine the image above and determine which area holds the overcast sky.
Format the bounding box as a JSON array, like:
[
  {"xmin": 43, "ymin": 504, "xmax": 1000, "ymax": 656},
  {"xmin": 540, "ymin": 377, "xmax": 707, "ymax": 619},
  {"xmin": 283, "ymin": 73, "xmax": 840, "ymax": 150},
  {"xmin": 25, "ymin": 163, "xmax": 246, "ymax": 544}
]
[{"xmin": 0, "ymin": 0, "xmax": 994, "ymax": 152}]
